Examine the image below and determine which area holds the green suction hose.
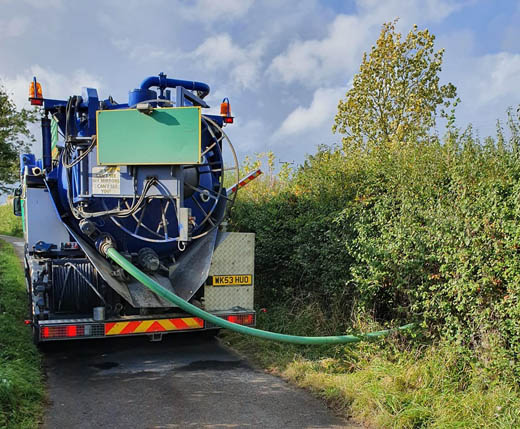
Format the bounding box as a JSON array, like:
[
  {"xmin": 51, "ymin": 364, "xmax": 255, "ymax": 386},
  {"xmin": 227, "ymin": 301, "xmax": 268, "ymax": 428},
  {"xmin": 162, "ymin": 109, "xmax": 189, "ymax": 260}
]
[{"xmin": 106, "ymin": 247, "xmax": 414, "ymax": 345}]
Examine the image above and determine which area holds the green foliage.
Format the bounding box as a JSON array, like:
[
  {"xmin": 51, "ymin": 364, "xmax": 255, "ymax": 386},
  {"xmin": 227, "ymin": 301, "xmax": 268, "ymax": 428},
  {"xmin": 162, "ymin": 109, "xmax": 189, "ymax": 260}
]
[
  {"xmin": 228, "ymin": 21, "xmax": 520, "ymax": 427},
  {"xmin": 0, "ymin": 86, "xmax": 36, "ymax": 194},
  {"xmin": 0, "ymin": 204, "xmax": 23, "ymax": 237},
  {"xmin": 225, "ymin": 308, "xmax": 520, "ymax": 428},
  {"xmin": 333, "ymin": 21, "xmax": 458, "ymax": 149},
  {"xmin": 231, "ymin": 107, "xmax": 520, "ymax": 381},
  {"xmin": 0, "ymin": 241, "xmax": 43, "ymax": 428},
  {"xmin": 284, "ymin": 344, "xmax": 520, "ymax": 429}
]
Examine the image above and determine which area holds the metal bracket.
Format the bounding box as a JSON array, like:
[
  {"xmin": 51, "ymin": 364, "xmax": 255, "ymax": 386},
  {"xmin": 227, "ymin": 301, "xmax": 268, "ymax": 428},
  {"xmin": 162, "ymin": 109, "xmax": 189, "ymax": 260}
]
[
  {"xmin": 136, "ymin": 103, "xmax": 154, "ymax": 115},
  {"xmin": 176, "ymin": 86, "xmax": 209, "ymax": 108}
]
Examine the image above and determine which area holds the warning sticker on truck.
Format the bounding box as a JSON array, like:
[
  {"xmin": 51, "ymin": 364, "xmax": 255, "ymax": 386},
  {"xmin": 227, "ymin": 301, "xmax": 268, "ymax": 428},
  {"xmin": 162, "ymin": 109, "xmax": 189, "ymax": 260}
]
[
  {"xmin": 210, "ymin": 275, "xmax": 252, "ymax": 286},
  {"xmin": 92, "ymin": 166, "xmax": 120, "ymax": 195}
]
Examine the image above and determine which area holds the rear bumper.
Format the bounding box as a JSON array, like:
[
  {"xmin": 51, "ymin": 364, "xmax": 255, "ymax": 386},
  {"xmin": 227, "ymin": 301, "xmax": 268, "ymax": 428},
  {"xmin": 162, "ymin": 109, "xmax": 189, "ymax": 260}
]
[{"xmin": 36, "ymin": 310, "xmax": 255, "ymax": 342}]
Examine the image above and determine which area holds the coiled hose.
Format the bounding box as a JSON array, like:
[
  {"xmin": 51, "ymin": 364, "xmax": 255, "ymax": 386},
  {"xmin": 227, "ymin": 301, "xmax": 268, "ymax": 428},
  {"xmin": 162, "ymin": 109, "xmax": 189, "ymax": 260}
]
[{"xmin": 106, "ymin": 247, "xmax": 414, "ymax": 345}]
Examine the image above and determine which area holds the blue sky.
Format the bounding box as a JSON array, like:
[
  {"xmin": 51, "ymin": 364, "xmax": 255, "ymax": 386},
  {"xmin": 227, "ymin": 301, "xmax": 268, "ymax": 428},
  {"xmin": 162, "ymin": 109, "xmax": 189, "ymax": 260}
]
[{"xmin": 1, "ymin": 0, "xmax": 519, "ymax": 165}]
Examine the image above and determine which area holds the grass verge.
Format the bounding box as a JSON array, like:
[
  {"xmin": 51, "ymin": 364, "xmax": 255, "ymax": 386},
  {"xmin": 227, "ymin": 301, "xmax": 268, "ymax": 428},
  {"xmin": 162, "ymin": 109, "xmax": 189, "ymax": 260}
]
[
  {"xmin": 222, "ymin": 309, "xmax": 520, "ymax": 428},
  {"xmin": 0, "ymin": 204, "xmax": 22, "ymax": 237},
  {"xmin": 0, "ymin": 240, "xmax": 43, "ymax": 428}
]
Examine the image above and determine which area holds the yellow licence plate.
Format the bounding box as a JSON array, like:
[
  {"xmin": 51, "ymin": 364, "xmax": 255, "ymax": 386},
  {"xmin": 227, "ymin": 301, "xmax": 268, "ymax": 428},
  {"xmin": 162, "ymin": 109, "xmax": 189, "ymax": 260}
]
[{"xmin": 211, "ymin": 275, "xmax": 252, "ymax": 286}]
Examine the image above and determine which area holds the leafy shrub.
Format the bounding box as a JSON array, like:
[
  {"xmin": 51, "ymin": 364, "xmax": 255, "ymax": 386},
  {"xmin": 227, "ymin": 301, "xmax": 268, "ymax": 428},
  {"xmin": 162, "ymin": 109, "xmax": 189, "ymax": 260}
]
[{"xmin": 230, "ymin": 110, "xmax": 520, "ymax": 380}]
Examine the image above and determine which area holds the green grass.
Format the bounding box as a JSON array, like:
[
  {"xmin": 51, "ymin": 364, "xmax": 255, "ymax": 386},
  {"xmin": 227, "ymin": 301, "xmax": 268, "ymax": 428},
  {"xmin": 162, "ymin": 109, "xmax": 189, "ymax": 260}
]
[
  {"xmin": 0, "ymin": 240, "xmax": 43, "ymax": 428},
  {"xmin": 222, "ymin": 309, "xmax": 520, "ymax": 428},
  {"xmin": 0, "ymin": 204, "xmax": 22, "ymax": 237}
]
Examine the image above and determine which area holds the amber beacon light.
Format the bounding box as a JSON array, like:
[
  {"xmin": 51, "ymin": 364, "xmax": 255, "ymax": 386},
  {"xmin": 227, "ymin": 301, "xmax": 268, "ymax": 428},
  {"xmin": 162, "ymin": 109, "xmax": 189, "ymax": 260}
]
[
  {"xmin": 28, "ymin": 77, "xmax": 43, "ymax": 106},
  {"xmin": 220, "ymin": 97, "xmax": 233, "ymax": 123}
]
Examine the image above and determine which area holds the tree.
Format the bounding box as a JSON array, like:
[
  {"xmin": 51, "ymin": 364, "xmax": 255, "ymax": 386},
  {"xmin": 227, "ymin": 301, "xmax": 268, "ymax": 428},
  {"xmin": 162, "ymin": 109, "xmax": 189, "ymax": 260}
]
[
  {"xmin": 0, "ymin": 86, "xmax": 36, "ymax": 193},
  {"xmin": 333, "ymin": 20, "xmax": 458, "ymax": 150}
]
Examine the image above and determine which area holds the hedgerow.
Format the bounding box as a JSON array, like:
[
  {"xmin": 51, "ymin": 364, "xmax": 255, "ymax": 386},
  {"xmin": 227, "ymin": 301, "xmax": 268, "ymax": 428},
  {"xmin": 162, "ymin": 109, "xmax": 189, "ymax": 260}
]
[{"xmin": 230, "ymin": 110, "xmax": 520, "ymax": 380}]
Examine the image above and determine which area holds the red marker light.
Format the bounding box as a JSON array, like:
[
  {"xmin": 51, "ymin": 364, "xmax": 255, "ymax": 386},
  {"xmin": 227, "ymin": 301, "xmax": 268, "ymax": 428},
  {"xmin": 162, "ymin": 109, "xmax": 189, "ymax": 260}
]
[
  {"xmin": 227, "ymin": 315, "xmax": 239, "ymax": 324},
  {"xmin": 226, "ymin": 314, "xmax": 255, "ymax": 325},
  {"xmin": 224, "ymin": 116, "xmax": 234, "ymax": 124}
]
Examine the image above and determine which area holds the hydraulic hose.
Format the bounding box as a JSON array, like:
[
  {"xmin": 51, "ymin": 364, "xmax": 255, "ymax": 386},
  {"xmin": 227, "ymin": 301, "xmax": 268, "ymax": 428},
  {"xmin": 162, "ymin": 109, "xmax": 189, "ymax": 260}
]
[{"xmin": 106, "ymin": 247, "xmax": 414, "ymax": 345}]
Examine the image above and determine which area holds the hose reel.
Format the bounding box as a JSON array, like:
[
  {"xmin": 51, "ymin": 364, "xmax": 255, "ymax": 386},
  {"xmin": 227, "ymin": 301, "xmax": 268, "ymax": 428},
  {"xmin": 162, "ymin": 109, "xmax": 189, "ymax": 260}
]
[{"xmin": 104, "ymin": 116, "xmax": 239, "ymax": 244}]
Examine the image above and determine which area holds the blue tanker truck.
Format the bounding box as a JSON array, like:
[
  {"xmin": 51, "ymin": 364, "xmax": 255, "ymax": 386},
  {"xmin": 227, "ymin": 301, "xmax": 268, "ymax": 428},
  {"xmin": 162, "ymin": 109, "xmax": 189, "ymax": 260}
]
[{"xmin": 13, "ymin": 73, "xmax": 260, "ymax": 344}]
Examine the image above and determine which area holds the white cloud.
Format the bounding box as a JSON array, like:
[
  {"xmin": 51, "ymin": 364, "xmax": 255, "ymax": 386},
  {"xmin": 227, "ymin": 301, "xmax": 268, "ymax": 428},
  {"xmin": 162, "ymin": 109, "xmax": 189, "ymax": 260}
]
[
  {"xmin": 357, "ymin": 0, "xmax": 464, "ymax": 25},
  {"xmin": 439, "ymin": 28, "xmax": 520, "ymax": 118},
  {"xmin": 0, "ymin": 66, "xmax": 103, "ymax": 158},
  {"xmin": 20, "ymin": 0, "xmax": 63, "ymax": 7},
  {"xmin": 442, "ymin": 50, "xmax": 520, "ymax": 136},
  {"xmin": 228, "ymin": 118, "xmax": 267, "ymax": 155},
  {"xmin": 179, "ymin": 0, "xmax": 254, "ymax": 22},
  {"xmin": 268, "ymin": 14, "xmax": 366, "ymax": 87},
  {"xmin": 0, "ymin": 0, "xmax": 63, "ymax": 8},
  {"xmin": 0, "ymin": 0, "xmax": 509, "ymax": 165},
  {"xmin": 0, "ymin": 16, "xmax": 30, "ymax": 38},
  {"xmin": 111, "ymin": 38, "xmax": 179, "ymax": 62},
  {"xmin": 0, "ymin": 65, "xmax": 103, "ymax": 109},
  {"xmin": 471, "ymin": 53, "xmax": 520, "ymax": 107},
  {"xmin": 191, "ymin": 34, "xmax": 264, "ymax": 89},
  {"xmin": 268, "ymin": 0, "xmax": 464, "ymax": 87},
  {"xmin": 275, "ymin": 87, "xmax": 344, "ymax": 137}
]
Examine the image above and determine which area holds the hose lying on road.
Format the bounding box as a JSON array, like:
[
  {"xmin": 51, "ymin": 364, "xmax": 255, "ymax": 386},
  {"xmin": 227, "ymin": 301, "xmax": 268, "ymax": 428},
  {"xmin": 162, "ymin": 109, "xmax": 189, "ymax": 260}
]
[{"xmin": 106, "ymin": 247, "xmax": 415, "ymax": 345}]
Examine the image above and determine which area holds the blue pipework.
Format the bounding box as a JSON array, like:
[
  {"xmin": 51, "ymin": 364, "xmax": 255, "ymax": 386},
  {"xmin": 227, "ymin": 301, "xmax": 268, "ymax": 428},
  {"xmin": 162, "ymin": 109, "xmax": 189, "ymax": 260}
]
[
  {"xmin": 23, "ymin": 73, "xmax": 229, "ymax": 257},
  {"xmin": 140, "ymin": 72, "xmax": 210, "ymax": 97},
  {"xmin": 80, "ymin": 87, "xmax": 99, "ymax": 137},
  {"xmin": 29, "ymin": 72, "xmax": 224, "ymax": 206},
  {"xmin": 38, "ymin": 73, "xmax": 221, "ymax": 150},
  {"xmin": 128, "ymin": 73, "xmax": 210, "ymax": 107},
  {"xmin": 128, "ymin": 88, "xmax": 158, "ymax": 107},
  {"xmin": 41, "ymin": 117, "xmax": 52, "ymax": 172}
]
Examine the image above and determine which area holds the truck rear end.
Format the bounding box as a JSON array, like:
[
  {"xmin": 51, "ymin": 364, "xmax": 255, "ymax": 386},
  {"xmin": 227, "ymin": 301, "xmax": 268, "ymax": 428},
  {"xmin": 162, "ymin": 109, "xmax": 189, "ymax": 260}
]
[{"xmin": 14, "ymin": 73, "xmax": 259, "ymax": 344}]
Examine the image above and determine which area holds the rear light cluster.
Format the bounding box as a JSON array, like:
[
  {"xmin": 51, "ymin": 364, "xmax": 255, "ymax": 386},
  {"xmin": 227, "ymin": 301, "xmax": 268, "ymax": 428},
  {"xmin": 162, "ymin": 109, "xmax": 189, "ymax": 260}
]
[
  {"xmin": 41, "ymin": 324, "xmax": 104, "ymax": 340},
  {"xmin": 37, "ymin": 313, "xmax": 255, "ymax": 340},
  {"xmin": 224, "ymin": 313, "xmax": 255, "ymax": 326}
]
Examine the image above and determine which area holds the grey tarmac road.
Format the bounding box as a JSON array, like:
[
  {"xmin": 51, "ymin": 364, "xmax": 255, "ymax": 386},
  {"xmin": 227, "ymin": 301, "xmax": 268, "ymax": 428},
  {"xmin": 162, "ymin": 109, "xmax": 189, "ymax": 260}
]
[{"xmin": 1, "ymin": 235, "xmax": 359, "ymax": 429}]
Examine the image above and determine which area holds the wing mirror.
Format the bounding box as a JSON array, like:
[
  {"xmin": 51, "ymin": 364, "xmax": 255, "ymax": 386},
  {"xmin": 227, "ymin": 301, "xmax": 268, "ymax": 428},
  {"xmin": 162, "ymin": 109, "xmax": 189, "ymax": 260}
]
[{"xmin": 13, "ymin": 187, "xmax": 22, "ymax": 217}]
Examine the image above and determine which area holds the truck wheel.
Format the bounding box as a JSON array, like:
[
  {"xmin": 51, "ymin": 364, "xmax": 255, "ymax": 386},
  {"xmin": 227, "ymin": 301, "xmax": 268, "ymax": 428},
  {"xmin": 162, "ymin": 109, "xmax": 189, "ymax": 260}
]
[{"xmin": 32, "ymin": 323, "xmax": 40, "ymax": 346}]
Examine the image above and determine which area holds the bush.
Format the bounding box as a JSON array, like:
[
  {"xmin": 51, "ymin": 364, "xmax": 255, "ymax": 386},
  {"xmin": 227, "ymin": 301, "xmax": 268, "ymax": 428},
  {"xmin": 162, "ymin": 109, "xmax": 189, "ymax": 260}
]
[{"xmin": 230, "ymin": 111, "xmax": 520, "ymax": 380}]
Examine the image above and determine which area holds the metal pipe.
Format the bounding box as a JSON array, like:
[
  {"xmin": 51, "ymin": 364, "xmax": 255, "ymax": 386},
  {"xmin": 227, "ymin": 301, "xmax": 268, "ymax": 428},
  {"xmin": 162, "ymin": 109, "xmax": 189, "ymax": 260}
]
[
  {"xmin": 106, "ymin": 247, "xmax": 415, "ymax": 345},
  {"xmin": 139, "ymin": 74, "xmax": 210, "ymax": 98}
]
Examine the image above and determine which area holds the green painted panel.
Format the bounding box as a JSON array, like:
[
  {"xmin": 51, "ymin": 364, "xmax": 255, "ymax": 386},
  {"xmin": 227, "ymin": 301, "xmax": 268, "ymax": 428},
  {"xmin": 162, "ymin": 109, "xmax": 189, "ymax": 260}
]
[{"xmin": 96, "ymin": 107, "xmax": 201, "ymax": 165}]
